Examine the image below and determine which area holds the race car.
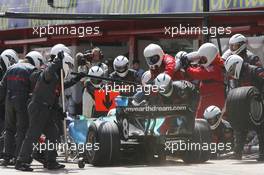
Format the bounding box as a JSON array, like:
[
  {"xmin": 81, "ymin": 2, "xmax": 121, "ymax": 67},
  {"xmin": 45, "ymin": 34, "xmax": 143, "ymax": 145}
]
[{"xmin": 73, "ymin": 96, "xmax": 211, "ymax": 168}]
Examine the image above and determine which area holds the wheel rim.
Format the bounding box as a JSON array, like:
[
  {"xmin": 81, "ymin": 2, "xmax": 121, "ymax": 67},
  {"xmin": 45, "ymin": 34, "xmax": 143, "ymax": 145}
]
[
  {"xmin": 250, "ymin": 96, "xmax": 263, "ymax": 125},
  {"xmin": 87, "ymin": 131, "xmax": 96, "ymax": 161}
]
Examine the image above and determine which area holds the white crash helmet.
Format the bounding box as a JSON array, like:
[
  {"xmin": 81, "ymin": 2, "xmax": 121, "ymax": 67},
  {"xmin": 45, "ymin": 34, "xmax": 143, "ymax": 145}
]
[
  {"xmin": 204, "ymin": 105, "xmax": 222, "ymax": 130},
  {"xmin": 0, "ymin": 49, "xmax": 19, "ymax": 69},
  {"xmin": 113, "ymin": 55, "xmax": 129, "ymax": 77},
  {"xmin": 63, "ymin": 53, "xmax": 74, "ymax": 78},
  {"xmin": 154, "ymin": 73, "xmax": 173, "ymax": 97},
  {"xmin": 175, "ymin": 51, "xmax": 187, "ymax": 60},
  {"xmin": 197, "ymin": 43, "xmax": 218, "ymax": 68},
  {"xmin": 88, "ymin": 66, "xmax": 104, "ymax": 88},
  {"xmin": 224, "ymin": 55, "xmax": 244, "ymax": 79},
  {"xmin": 25, "ymin": 51, "xmax": 44, "ymax": 69},
  {"xmin": 141, "ymin": 70, "xmax": 152, "ymax": 85},
  {"xmin": 50, "ymin": 44, "xmax": 71, "ymax": 59},
  {"xmin": 144, "ymin": 44, "xmax": 164, "ymax": 70},
  {"xmin": 229, "ymin": 34, "xmax": 247, "ymax": 55}
]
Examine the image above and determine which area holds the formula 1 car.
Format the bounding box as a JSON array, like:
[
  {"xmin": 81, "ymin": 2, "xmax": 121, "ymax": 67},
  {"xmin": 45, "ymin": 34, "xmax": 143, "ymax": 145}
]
[{"xmin": 75, "ymin": 96, "xmax": 211, "ymax": 168}]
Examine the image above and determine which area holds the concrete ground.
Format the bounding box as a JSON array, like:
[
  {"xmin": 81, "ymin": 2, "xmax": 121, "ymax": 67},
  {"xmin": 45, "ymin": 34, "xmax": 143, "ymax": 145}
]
[{"xmin": 0, "ymin": 156, "xmax": 263, "ymax": 175}]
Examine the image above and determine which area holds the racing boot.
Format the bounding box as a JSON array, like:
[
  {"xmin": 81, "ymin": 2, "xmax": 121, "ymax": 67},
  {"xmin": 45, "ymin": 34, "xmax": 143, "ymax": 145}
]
[
  {"xmin": 0, "ymin": 152, "xmax": 4, "ymax": 160},
  {"xmin": 1, "ymin": 155, "xmax": 16, "ymax": 166},
  {"xmin": 0, "ymin": 139, "xmax": 4, "ymax": 160},
  {"xmin": 15, "ymin": 160, "xmax": 33, "ymax": 172},
  {"xmin": 46, "ymin": 161, "xmax": 65, "ymax": 170},
  {"xmin": 32, "ymin": 151, "xmax": 47, "ymax": 167},
  {"xmin": 231, "ymin": 130, "xmax": 245, "ymax": 160},
  {"xmin": 257, "ymin": 155, "xmax": 264, "ymax": 162},
  {"xmin": 256, "ymin": 124, "xmax": 264, "ymax": 162},
  {"xmin": 256, "ymin": 142, "xmax": 264, "ymax": 162}
]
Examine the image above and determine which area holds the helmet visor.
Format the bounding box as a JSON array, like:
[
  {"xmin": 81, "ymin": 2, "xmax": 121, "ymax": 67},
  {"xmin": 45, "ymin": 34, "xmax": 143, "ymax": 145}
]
[
  {"xmin": 0, "ymin": 58, "xmax": 7, "ymax": 71},
  {"xmin": 26, "ymin": 56, "xmax": 36, "ymax": 66},
  {"xmin": 6, "ymin": 55, "xmax": 17, "ymax": 65},
  {"xmin": 229, "ymin": 43, "xmax": 240, "ymax": 52},
  {"xmin": 38, "ymin": 58, "xmax": 44, "ymax": 66},
  {"xmin": 146, "ymin": 55, "xmax": 160, "ymax": 65},
  {"xmin": 198, "ymin": 56, "xmax": 208, "ymax": 65},
  {"xmin": 206, "ymin": 114, "xmax": 220, "ymax": 127},
  {"xmin": 115, "ymin": 64, "xmax": 128, "ymax": 73}
]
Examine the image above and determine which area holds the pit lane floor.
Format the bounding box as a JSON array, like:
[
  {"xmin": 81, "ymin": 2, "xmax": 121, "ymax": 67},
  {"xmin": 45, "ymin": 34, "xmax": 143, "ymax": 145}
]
[{"xmin": 1, "ymin": 156, "xmax": 263, "ymax": 175}]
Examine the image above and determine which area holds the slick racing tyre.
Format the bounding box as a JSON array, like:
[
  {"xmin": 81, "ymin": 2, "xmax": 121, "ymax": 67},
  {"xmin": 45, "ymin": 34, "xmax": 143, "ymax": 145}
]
[
  {"xmin": 226, "ymin": 86, "xmax": 264, "ymax": 129},
  {"xmin": 144, "ymin": 137, "xmax": 166, "ymax": 164},
  {"xmin": 85, "ymin": 121, "xmax": 120, "ymax": 166},
  {"xmin": 182, "ymin": 119, "xmax": 211, "ymax": 163}
]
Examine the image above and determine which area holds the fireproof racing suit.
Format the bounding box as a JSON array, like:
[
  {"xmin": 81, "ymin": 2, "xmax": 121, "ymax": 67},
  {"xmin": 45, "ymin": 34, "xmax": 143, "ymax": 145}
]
[
  {"xmin": 230, "ymin": 63, "xmax": 264, "ymax": 160},
  {"xmin": 223, "ymin": 49, "xmax": 262, "ymax": 91},
  {"xmin": 212, "ymin": 119, "xmax": 233, "ymax": 144},
  {"xmin": 150, "ymin": 54, "xmax": 184, "ymax": 81},
  {"xmin": 0, "ymin": 62, "xmax": 38, "ymax": 160},
  {"xmin": 186, "ymin": 55, "xmax": 225, "ymax": 118},
  {"xmin": 222, "ymin": 49, "xmax": 261, "ymax": 67},
  {"xmin": 0, "ymin": 65, "xmax": 5, "ymax": 123},
  {"xmin": 16, "ymin": 54, "xmax": 82, "ymax": 165},
  {"xmin": 0, "ymin": 63, "xmax": 5, "ymax": 158},
  {"xmin": 211, "ymin": 119, "xmax": 233, "ymax": 155},
  {"xmin": 0, "ymin": 56, "xmax": 6, "ymax": 159}
]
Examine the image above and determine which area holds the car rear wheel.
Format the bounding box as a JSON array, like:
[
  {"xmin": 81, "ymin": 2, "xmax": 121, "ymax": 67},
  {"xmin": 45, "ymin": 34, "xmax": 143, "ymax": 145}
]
[
  {"xmin": 85, "ymin": 121, "xmax": 121, "ymax": 166},
  {"xmin": 182, "ymin": 119, "xmax": 211, "ymax": 163}
]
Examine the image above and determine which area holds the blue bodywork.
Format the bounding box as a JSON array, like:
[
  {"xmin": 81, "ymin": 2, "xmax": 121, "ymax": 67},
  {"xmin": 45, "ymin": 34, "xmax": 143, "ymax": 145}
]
[{"xmin": 68, "ymin": 96, "xmax": 192, "ymax": 144}]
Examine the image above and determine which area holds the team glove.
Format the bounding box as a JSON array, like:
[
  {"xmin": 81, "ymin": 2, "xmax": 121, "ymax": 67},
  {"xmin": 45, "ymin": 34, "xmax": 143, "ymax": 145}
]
[
  {"xmin": 72, "ymin": 72, "xmax": 87, "ymax": 82},
  {"xmin": 57, "ymin": 50, "xmax": 64, "ymax": 60},
  {"xmin": 179, "ymin": 55, "xmax": 191, "ymax": 70},
  {"xmin": 56, "ymin": 106, "xmax": 67, "ymax": 120}
]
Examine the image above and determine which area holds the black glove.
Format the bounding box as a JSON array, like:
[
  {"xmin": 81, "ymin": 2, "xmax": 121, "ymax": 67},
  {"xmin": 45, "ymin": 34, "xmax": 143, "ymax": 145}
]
[
  {"xmin": 180, "ymin": 55, "xmax": 191, "ymax": 70},
  {"xmin": 53, "ymin": 50, "xmax": 65, "ymax": 69},
  {"xmin": 73, "ymin": 72, "xmax": 86, "ymax": 82},
  {"xmin": 57, "ymin": 50, "xmax": 64, "ymax": 60},
  {"xmin": 55, "ymin": 105, "xmax": 67, "ymax": 120}
]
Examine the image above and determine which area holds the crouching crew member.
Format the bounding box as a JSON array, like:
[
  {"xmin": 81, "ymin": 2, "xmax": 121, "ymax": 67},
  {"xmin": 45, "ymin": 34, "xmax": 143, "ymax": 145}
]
[
  {"xmin": 204, "ymin": 105, "xmax": 233, "ymax": 157},
  {"xmin": 224, "ymin": 55, "xmax": 264, "ymax": 161}
]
